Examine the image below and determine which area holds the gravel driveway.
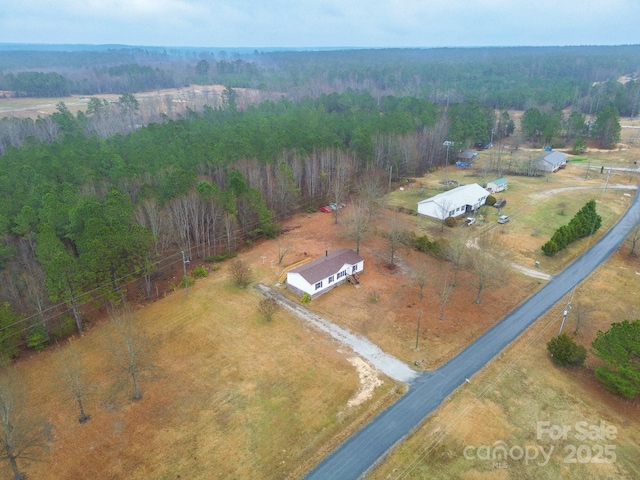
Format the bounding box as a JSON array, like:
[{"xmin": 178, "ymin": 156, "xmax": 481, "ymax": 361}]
[{"xmin": 255, "ymin": 284, "xmax": 417, "ymax": 384}]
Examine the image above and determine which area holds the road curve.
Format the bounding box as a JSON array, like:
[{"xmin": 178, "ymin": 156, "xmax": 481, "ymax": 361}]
[{"xmin": 305, "ymin": 190, "xmax": 640, "ymax": 480}]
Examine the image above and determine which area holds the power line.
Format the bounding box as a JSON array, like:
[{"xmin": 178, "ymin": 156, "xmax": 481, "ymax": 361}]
[
  {"xmin": 393, "ymin": 304, "xmax": 568, "ymax": 479},
  {"xmin": 0, "ymin": 185, "xmax": 372, "ymax": 351}
]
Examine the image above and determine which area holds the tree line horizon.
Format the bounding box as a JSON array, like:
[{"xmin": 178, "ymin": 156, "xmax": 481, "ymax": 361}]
[{"xmin": 0, "ymin": 45, "xmax": 633, "ymax": 359}]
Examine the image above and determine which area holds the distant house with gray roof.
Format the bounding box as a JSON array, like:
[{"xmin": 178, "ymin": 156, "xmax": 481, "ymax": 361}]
[
  {"xmin": 286, "ymin": 249, "xmax": 364, "ymax": 298},
  {"xmin": 455, "ymin": 151, "xmax": 478, "ymax": 167},
  {"xmin": 535, "ymin": 151, "xmax": 568, "ymax": 173}
]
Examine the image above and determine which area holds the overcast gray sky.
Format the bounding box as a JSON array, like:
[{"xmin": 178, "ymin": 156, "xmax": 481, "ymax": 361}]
[{"xmin": 1, "ymin": 0, "xmax": 638, "ymax": 48}]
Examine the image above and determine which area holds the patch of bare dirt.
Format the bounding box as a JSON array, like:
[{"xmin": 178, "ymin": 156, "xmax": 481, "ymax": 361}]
[{"xmin": 346, "ymin": 357, "xmax": 384, "ymax": 408}]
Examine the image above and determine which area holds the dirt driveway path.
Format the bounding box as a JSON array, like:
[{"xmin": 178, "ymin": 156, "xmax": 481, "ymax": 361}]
[{"xmin": 255, "ymin": 284, "xmax": 417, "ymax": 384}]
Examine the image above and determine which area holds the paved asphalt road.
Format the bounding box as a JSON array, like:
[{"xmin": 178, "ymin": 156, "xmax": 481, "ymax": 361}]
[{"xmin": 305, "ymin": 190, "xmax": 640, "ymax": 480}]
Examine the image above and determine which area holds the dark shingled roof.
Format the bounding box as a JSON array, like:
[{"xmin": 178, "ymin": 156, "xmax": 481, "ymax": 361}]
[{"xmin": 289, "ymin": 249, "xmax": 364, "ymax": 284}]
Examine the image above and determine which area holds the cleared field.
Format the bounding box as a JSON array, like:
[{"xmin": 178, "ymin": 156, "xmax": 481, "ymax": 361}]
[
  {"xmin": 1, "ymin": 117, "xmax": 638, "ymax": 479},
  {"xmin": 0, "ymin": 85, "xmax": 279, "ymax": 119},
  {"xmin": 3, "ymin": 269, "xmax": 402, "ymax": 479}
]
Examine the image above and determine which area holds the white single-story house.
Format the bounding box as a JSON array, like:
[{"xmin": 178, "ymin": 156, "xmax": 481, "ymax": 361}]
[
  {"xmin": 286, "ymin": 249, "xmax": 364, "ymax": 298},
  {"xmin": 535, "ymin": 151, "xmax": 568, "ymax": 173},
  {"xmin": 417, "ymin": 183, "xmax": 489, "ymax": 220},
  {"xmin": 486, "ymin": 177, "xmax": 508, "ymax": 193}
]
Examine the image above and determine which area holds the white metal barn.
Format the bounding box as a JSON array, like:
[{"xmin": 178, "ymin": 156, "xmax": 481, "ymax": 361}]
[
  {"xmin": 417, "ymin": 183, "xmax": 489, "ymax": 220},
  {"xmin": 286, "ymin": 249, "xmax": 364, "ymax": 298},
  {"xmin": 535, "ymin": 151, "xmax": 568, "ymax": 173}
]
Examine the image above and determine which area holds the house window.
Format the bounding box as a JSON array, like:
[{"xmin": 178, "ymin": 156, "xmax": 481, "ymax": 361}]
[
  {"xmin": 328, "ymin": 275, "xmax": 334, "ymax": 283},
  {"xmin": 352, "ymin": 265, "xmax": 357, "ymax": 273},
  {"xmin": 315, "ymin": 281, "xmax": 323, "ymax": 290},
  {"xmin": 337, "ymin": 270, "xmax": 346, "ymax": 279},
  {"xmin": 449, "ymin": 210, "xmax": 454, "ymax": 216}
]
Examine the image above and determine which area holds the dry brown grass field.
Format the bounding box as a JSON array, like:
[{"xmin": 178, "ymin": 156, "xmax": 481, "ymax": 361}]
[
  {"xmin": 1, "ymin": 112, "xmax": 638, "ymax": 479},
  {"xmin": 0, "ymin": 87, "xmax": 223, "ymax": 118},
  {"xmin": 3, "ymin": 271, "xmax": 403, "ymax": 479}
]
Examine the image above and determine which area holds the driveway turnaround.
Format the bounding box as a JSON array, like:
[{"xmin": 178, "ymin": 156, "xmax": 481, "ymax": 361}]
[{"xmin": 305, "ymin": 190, "xmax": 640, "ymax": 480}]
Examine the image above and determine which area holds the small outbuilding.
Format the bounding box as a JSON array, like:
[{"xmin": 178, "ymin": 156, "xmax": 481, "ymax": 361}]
[
  {"xmin": 417, "ymin": 183, "xmax": 489, "ymax": 220},
  {"xmin": 286, "ymin": 249, "xmax": 364, "ymax": 299},
  {"xmin": 486, "ymin": 177, "xmax": 508, "ymax": 193},
  {"xmin": 455, "ymin": 151, "xmax": 478, "ymax": 167},
  {"xmin": 535, "ymin": 151, "xmax": 568, "ymax": 173}
]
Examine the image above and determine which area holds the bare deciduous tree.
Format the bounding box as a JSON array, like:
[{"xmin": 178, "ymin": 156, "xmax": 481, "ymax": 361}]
[
  {"xmin": 572, "ymin": 300, "xmax": 594, "ymax": 335},
  {"xmin": 436, "ymin": 198, "xmax": 455, "ymax": 232},
  {"xmin": 107, "ymin": 308, "xmax": 153, "ymax": 401},
  {"xmin": 329, "ymin": 151, "xmax": 353, "ymax": 225},
  {"xmin": 470, "ymin": 233, "xmax": 507, "ymax": 304},
  {"xmin": 437, "ymin": 268, "xmax": 454, "ymax": 322},
  {"xmin": 445, "ymin": 228, "xmax": 469, "ymax": 286},
  {"xmin": 230, "ymin": 259, "xmax": 252, "ymax": 288},
  {"xmin": 223, "ymin": 212, "xmax": 237, "ymax": 255},
  {"xmin": 557, "ymin": 201, "xmax": 568, "ymax": 216},
  {"xmin": 343, "ymin": 200, "xmax": 370, "ymax": 255},
  {"xmin": 0, "ymin": 369, "xmax": 45, "ymax": 480},
  {"xmin": 412, "ymin": 262, "xmax": 429, "ymax": 300},
  {"xmin": 258, "ymin": 298, "xmax": 279, "ymax": 322},
  {"xmin": 356, "ymin": 169, "xmax": 386, "ymax": 222},
  {"xmin": 385, "ymin": 217, "xmax": 405, "ymax": 267},
  {"xmin": 276, "ymin": 239, "xmax": 294, "ymax": 265},
  {"xmin": 57, "ymin": 342, "xmax": 95, "ymax": 423}
]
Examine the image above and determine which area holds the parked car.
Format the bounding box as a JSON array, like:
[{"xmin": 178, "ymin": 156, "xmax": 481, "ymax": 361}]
[
  {"xmin": 494, "ymin": 198, "xmax": 507, "ymax": 208},
  {"xmin": 319, "ymin": 203, "xmax": 345, "ymax": 213},
  {"xmin": 497, "ymin": 215, "xmax": 510, "ymax": 224},
  {"xmin": 465, "ymin": 217, "xmax": 476, "ymax": 226}
]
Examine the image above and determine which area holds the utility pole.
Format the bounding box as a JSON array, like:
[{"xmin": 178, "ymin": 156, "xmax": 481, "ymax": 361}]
[
  {"xmin": 603, "ymin": 167, "xmax": 612, "ymax": 193},
  {"xmin": 415, "ymin": 310, "xmax": 423, "ymax": 349},
  {"xmin": 181, "ymin": 250, "xmax": 189, "ymax": 297},
  {"xmin": 388, "ymin": 165, "xmax": 393, "ymax": 193},
  {"xmin": 443, "ymin": 140, "xmax": 453, "ymax": 165},
  {"xmin": 558, "ymin": 301, "xmax": 571, "ymax": 335},
  {"xmin": 584, "ymin": 157, "xmax": 591, "ymax": 180}
]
